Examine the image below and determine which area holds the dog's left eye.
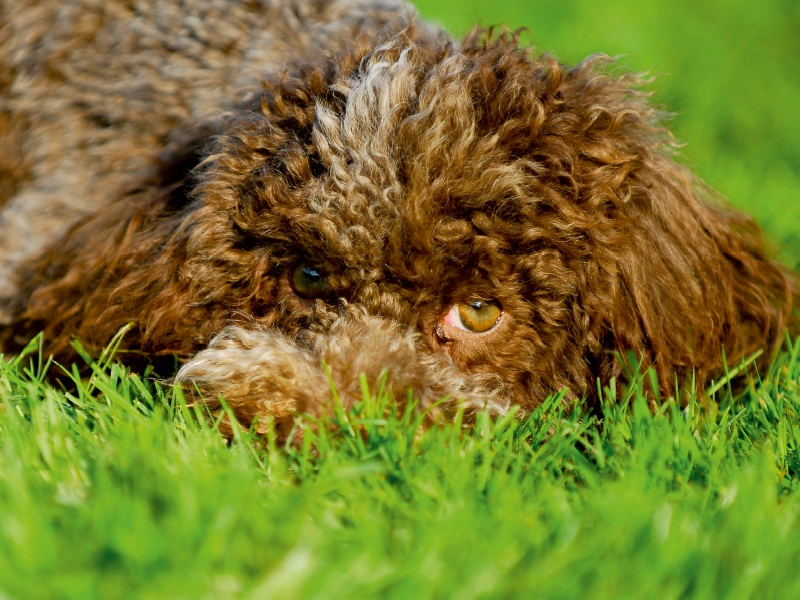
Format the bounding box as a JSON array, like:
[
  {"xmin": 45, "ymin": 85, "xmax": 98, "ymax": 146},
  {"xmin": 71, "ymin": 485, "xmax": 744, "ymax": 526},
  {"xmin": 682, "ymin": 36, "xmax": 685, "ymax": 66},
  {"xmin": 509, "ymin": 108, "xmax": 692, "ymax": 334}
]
[
  {"xmin": 443, "ymin": 300, "xmax": 502, "ymax": 333},
  {"xmin": 290, "ymin": 262, "xmax": 328, "ymax": 298}
]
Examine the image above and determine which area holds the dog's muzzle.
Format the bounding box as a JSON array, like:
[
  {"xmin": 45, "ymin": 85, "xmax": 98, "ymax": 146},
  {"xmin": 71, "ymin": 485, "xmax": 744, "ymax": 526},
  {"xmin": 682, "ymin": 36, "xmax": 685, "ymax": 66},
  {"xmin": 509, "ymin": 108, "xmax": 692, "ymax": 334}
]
[{"xmin": 175, "ymin": 307, "xmax": 508, "ymax": 437}]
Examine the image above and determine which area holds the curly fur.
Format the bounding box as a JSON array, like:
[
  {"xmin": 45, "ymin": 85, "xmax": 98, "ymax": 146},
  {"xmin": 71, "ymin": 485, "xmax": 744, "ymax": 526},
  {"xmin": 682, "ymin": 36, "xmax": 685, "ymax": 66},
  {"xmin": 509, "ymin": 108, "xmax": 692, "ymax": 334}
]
[{"xmin": 0, "ymin": 0, "xmax": 796, "ymax": 437}]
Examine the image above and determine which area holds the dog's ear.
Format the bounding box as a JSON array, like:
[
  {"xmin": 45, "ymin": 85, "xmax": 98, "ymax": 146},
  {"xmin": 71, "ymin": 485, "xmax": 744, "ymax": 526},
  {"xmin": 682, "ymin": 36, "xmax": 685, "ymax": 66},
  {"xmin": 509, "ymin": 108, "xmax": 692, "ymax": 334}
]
[{"xmin": 549, "ymin": 57, "xmax": 797, "ymax": 395}]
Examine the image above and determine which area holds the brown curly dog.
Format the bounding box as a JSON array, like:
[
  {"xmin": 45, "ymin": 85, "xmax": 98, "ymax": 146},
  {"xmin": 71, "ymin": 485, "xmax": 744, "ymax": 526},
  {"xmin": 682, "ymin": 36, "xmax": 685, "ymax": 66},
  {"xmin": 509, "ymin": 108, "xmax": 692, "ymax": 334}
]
[{"xmin": 0, "ymin": 0, "xmax": 795, "ymax": 437}]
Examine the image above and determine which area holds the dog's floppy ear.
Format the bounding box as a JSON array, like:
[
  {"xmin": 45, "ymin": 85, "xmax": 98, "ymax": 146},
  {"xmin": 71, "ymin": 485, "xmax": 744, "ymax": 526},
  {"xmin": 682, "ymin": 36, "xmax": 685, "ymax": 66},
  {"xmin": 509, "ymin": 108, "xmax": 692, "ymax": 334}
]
[{"xmin": 551, "ymin": 57, "xmax": 797, "ymax": 394}]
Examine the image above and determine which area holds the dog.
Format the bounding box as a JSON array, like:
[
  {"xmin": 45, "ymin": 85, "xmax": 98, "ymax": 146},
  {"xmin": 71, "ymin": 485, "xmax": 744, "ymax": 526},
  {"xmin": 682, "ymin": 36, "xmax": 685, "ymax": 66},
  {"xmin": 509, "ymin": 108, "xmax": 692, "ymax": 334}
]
[{"xmin": 0, "ymin": 0, "xmax": 795, "ymax": 438}]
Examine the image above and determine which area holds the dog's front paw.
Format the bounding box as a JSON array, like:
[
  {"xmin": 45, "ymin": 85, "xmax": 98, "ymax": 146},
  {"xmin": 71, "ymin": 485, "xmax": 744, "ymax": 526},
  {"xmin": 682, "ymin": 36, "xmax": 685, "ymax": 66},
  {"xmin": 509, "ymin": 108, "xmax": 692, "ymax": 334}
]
[{"xmin": 175, "ymin": 326, "xmax": 330, "ymax": 439}]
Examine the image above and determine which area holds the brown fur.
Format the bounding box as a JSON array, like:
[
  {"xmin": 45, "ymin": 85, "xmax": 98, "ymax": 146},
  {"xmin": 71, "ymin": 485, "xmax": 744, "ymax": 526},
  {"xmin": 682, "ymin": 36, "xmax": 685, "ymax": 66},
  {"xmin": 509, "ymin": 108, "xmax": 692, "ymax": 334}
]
[{"xmin": 0, "ymin": 0, "xmax": 795, "ymax": 436}]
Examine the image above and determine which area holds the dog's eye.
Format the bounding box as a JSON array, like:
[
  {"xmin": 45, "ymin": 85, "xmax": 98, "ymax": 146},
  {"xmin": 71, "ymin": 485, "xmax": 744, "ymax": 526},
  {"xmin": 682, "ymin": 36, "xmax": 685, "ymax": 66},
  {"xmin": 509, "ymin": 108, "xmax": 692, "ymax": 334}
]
[
  {"xmin": 290, "ymin": 262, "xmax": 328, "ymax": 298},
  {"xmin": 444, "ymin": 300, "xmax": 502, "ymax": 333}
]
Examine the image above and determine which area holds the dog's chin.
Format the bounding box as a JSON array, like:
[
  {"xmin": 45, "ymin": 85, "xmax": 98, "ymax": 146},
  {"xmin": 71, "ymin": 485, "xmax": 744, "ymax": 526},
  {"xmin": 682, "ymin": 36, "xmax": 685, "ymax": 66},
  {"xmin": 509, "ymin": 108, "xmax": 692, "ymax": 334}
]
[{"xmin": 175, "ymin": 306, "xmax": 509, "ymax": 439}]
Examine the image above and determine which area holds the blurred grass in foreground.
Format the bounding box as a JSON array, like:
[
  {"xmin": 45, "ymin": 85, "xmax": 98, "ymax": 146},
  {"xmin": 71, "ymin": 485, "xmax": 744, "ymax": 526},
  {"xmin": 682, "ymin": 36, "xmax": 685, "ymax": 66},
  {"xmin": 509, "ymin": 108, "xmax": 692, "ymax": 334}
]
[
  {"xmin": 1, "ymin": 335, "xmax": 800, "ymax": 598},
  {"xmin": 415, "ymin": 0, "xmax": 800, "ymax": 265}
]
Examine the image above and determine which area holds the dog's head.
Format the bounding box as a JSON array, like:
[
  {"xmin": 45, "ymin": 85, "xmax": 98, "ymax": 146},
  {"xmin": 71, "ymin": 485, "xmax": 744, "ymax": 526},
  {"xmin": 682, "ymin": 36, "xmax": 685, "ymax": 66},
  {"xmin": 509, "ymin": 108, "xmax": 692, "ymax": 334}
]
[{"xmin": 17, "ymin": 26, "xmax": 794, "ymax": 428}]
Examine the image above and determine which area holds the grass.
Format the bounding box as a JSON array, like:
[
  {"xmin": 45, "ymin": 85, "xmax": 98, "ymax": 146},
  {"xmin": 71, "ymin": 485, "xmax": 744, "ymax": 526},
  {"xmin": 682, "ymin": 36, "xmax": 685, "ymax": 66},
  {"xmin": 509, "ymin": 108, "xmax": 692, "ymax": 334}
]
[
  {"xmin": 3, "ymin": 1, "xmax": 800, "ymax": 598},
  {"xmin": 2, "ymin": 335, "xmax": 800, "ymax": 599}
]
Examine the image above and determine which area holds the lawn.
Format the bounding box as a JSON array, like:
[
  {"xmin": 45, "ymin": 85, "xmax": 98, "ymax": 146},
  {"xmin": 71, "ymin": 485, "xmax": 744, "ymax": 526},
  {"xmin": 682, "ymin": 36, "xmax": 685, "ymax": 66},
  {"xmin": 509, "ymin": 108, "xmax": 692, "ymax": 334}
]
[{"xmin": 2, "ymin": 1, "xmax": 800, "ymax": 598}]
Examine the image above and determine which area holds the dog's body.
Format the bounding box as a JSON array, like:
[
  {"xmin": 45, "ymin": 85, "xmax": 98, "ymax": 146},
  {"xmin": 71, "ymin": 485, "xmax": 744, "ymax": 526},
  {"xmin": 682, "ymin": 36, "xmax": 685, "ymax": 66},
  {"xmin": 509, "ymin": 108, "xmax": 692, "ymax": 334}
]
[{"xmin": 0, "ymin": 0, "xmax": 795, "ymax": 435}]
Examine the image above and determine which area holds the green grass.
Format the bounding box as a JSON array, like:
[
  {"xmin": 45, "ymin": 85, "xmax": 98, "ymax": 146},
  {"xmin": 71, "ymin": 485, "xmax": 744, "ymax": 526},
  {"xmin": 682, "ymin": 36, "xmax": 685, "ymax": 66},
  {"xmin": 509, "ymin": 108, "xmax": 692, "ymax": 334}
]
[
  {"xmin": 3, "ymin": 1, "xmax": 800, "ymax": 598},
  {"xmin": 3, "ymin": 337, "xmax": 800, "ymax": 598}
]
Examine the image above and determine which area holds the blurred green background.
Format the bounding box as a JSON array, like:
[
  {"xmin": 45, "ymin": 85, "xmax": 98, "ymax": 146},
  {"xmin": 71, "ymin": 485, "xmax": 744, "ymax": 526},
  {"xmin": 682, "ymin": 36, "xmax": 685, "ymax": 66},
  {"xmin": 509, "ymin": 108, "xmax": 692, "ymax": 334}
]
[{"xmin": 414, "ymin": 0, "xmax": 800, "ymax": 265}]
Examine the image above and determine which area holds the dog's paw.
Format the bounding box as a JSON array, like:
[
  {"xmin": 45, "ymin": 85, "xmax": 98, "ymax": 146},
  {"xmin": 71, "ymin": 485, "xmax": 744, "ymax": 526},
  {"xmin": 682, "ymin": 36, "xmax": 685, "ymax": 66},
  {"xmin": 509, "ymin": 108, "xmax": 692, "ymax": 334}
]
[{"xmin": 175, "ymin": 326, "xmax": 330, "ymax": 438}]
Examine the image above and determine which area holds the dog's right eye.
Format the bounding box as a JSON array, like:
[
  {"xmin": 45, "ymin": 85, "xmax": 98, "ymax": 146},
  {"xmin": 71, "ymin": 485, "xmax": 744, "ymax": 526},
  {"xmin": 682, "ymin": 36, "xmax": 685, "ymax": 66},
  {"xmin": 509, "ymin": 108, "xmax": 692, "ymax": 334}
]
[
  {"xmin": 443, "ymin": 300, "xmax": 502, "ymax": 333},
  {"xmin": 290, "ymin": 262, "xmax": 328, "ymax": 299}
]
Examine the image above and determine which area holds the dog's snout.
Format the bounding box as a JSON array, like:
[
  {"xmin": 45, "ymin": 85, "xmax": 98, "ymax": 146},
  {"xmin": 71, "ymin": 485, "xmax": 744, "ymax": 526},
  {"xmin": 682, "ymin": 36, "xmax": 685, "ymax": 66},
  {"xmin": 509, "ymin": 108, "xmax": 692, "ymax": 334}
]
[{"xmin": 177, "ymin": 309, "xmax": 508, "ymax": 439}]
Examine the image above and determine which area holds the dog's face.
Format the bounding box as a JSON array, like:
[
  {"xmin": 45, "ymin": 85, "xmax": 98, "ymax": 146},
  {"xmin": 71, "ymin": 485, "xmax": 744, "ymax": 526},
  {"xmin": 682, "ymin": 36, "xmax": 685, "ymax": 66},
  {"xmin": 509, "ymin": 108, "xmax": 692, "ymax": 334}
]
[
  {"xmin": 176, "ymin": 30, "xmax": 624, "ymax": 413},
  {"xmin": 13, "ymin": 27, "xmax": 793, "ymax": 432}
]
